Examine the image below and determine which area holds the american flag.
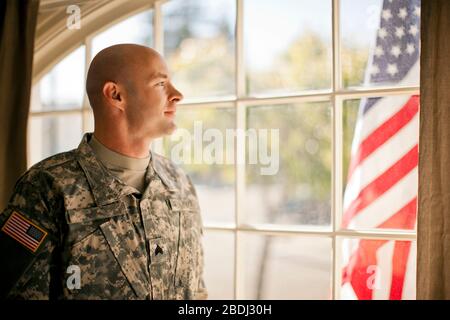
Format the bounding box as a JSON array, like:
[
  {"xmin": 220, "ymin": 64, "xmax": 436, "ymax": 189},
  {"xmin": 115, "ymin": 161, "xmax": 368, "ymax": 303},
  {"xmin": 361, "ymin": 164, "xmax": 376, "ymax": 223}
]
[
  {"xmin": 341, "ymin": 0, "xmax": 420, "ymax": 300},
  {"xmin": 1, "ymin": 211, "xmax": 48, "ymax": 253}
]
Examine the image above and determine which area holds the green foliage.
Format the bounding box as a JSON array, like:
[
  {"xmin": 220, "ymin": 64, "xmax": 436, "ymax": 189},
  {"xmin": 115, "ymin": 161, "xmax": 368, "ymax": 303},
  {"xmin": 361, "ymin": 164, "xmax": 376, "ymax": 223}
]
[
  {"xmin": 248, "ymin": 30, "xmax": 332, "ymax": 94},
  {"xmin": 246, "ymin": 103, "xmax": 331, "ymax": 202},
  {"xmin": 342, "ymin": 43, "xmax": 369, "ymax": 88},
  {"xmin": 342, "ymin": 100, "xmax": 360, "ymax": 183},
  {"xmin": 164, "ymin": 107, "xmax": 235, "ymax": 186},
  {"xmin": 167, "ymin": 36, "xmax": 235, "ymax": 98}
]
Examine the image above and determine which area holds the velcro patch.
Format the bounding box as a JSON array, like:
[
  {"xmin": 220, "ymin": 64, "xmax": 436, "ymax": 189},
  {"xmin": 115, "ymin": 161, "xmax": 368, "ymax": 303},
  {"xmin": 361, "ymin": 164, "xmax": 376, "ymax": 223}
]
[{"xmin": 1, "ymin": 211, "xmax": 48, "ymax": 253}]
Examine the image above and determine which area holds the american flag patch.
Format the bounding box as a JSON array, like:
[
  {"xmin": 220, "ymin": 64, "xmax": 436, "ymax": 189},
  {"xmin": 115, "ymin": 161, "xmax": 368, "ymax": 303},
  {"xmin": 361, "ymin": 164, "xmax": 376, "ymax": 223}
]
[{"xmin": 1, "ymin": 211, "xmax": 48, "ymax": 253}]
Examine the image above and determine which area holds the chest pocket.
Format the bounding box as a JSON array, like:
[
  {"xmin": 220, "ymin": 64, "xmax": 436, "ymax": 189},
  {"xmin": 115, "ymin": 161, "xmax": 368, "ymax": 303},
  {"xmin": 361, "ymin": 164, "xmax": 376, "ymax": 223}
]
[
  {"xmin": 169, "ymin": 196, "xmax": 204, "ymax": 300},
  {"xmin": 64, "ymin": 201, "xmax": 149, "ymax": 299}
]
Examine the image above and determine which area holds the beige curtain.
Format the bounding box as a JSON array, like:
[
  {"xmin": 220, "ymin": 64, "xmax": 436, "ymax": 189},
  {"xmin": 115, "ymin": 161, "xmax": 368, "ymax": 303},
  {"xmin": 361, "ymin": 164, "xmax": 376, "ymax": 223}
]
[
  {"xmin": 417, "ymin": 0, "xmax": 450, "ymax": 300},
  {"xmin": 0, "ymin": 0, "xmax": 40, "ymax": 210}
]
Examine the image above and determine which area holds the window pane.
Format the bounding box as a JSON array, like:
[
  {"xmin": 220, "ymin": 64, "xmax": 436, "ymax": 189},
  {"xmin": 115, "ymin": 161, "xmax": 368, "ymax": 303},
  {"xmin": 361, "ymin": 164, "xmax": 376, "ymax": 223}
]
[
  {"xmin": 33, "ymin": 46, "xmax": 85, "ymax": 111},
  {"xmin": 241, "ymin": 233, "xmax": 331, "ymax": 299},
  {"xmin": 92, "ymin": 10, "xmax": 153, "ymax": 57},
  {"xmin": 163, "ymin": 0, "xmax": 235, "ymax": 99},
  {"xmin": 342, "ymin": 95, "xmax": 418, "ymax": 231},
  {"xmin": 340, "ymin": 238, "xmax": 416, "ymax": 300},
  {"xmin": 164, "ymin": 106, "xmax": 235, "ymax": 225},
  {"xmin": 245, "ymin": 0, "xmax": 332, "ymax": 95},
  {"xmin": 28, "ymin": 114, "xmax": 82, "ymax": 166},
  {"xmin": 245, "ymin": 103, "xmax": 331, "ymax": 227},
  {"xmin": 341, "ymin": 0, "xmax": 420, "ymax": 88},
  {"xmin": 83, "ymin": 110, "xmax": 94, "ymax": 134},
  {"xmin": 203, "ymin": 230, "xmax": 234, "ymax": 299}
]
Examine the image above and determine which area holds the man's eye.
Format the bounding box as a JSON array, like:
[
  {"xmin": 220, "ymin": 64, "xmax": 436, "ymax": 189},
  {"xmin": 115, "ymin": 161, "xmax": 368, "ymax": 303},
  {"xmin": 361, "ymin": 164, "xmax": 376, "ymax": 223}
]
[{"xmin": 156, "ymin": 82, "xmax": 165, "ymax": 87}]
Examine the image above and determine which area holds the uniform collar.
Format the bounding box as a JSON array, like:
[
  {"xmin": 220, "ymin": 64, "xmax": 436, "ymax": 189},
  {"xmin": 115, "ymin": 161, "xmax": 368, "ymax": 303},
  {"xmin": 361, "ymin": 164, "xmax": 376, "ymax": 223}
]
[
  {"xmin": 149, "ymin": 153, "xmax": 177, "ymax": 192},
  {"xmin": 75, "ymin": 133, "xmax": 137, "ymax": 206},
  {"xmin": 76, "ymin": 133, "xmax": 177, "ymax": 205}
]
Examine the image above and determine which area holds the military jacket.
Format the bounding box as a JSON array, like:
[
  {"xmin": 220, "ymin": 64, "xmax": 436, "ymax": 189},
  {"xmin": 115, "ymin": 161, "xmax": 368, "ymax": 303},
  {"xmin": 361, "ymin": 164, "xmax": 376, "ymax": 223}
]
[{"xmin": 0, "ymin": 133, "xmax": 207, "ymax": 300}]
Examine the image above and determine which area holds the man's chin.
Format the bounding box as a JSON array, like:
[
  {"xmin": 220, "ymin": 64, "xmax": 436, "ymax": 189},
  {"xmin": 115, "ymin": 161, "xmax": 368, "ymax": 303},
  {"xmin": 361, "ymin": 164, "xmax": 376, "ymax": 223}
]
[
  {"xmin": 150, "ymin": 120, "xmax": 177, "ymax": 139},
  {"xmin": 164, "ymin": 121, "xmax": 177, "ymax": 135}
]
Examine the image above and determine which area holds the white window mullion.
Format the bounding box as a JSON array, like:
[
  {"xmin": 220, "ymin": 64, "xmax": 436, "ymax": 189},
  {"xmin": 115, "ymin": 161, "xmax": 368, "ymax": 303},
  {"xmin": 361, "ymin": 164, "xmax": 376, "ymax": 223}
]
[
  {"xmin": 30, "ymin": 109, "xmax": 83, "ymax": 117},
  {"xmin": 152, "ymin": 1, "xmax": 165, "ymax": 155},
  {"xmin": 332, "ymin": 95, "xmax": 344, "ymax": 300},
  {"xmin": 332, "ymin": 0, "xmax": 342, "ymax": 93},
  {"xmin": 153, "ymin": 0, "xmax": 164, "ymax": 54},
  {"xmin": 175, "ymin": 86, "xmax": 419, "ymax": 109},
  {"xmin": 82, "ymin": 37, "xmax": 93, "ymax": 133},
  {"xmin": 204, "ymin": 224, "xmax": 417, "ymax": 241},
  {"xmin": 235, "ymin": 101, "xmax": 246, "ymax": 300},
  {"xmin": 235, "ymin": 0, "xmax": 245, "ymax": 301},
  {"xmin": 332, "ymin": 0, "xmax": 342, "ymax": 300}
]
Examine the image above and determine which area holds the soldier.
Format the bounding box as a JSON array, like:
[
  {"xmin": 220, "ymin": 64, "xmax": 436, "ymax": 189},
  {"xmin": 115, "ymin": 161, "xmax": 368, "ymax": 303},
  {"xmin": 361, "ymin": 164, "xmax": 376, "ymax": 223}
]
[{"xmin": 0, "ymin": 44, "xmax": 207, "ymax": 300}]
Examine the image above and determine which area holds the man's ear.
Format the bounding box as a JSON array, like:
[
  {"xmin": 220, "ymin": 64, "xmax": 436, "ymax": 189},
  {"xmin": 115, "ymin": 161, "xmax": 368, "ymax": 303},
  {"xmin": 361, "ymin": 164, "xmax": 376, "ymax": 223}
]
[{"xmin": 103, "ymin": 81, "xmax": 126, "ymax": 111}]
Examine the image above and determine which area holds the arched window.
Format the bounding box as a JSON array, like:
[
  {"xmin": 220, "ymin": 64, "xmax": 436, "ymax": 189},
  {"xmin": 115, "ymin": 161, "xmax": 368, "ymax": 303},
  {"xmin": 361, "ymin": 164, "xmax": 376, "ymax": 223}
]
[{"xmin": 30, "ymin": 0, "xmax": 420, "ymax": 300}]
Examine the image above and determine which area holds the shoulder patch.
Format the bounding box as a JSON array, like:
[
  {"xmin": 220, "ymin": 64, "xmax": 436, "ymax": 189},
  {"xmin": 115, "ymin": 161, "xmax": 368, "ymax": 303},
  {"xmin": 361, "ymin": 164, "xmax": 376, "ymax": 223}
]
[{"xmin": 1, "ymin": 211, "xmax": 48, "ymax": 253}]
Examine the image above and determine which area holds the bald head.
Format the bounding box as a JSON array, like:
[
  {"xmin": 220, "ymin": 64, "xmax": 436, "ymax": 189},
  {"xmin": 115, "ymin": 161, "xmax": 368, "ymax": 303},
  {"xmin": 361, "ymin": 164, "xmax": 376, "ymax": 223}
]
[
  {"xmin": 86, "ymin": 44, "xmax": 163, "ymax": 112},
  {"xmin": 85, "ymin": 43, "xmax": 183, "ymax": 153}
]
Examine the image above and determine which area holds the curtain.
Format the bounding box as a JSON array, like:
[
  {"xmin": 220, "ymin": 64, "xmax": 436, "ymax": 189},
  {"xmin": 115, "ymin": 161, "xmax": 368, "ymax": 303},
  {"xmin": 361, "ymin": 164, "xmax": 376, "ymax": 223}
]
[
  {"xmin": 417, "ymin": 0, "xmax": 450, "ymax": 299},
  {"xmin": 0, "ymin": 0, "xmax": 40, "ymax": 210}
]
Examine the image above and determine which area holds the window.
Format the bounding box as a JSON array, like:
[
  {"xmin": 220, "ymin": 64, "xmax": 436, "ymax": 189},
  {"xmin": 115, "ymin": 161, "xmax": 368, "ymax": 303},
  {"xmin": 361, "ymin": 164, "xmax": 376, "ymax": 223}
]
[
  {"xmin": 30, "ymin": 0, "xmax": 419, "ymax": 300},
  {"xmin": 163, "ymin": 0, "xmax": 235, "ymax": 99},
  {"xmin": 30, "ymin": 9, "xmax": 154, "ymax": 164},
  {"xmin": 30, "ymin": 46, "xmax": 85, "ymax": 165}
]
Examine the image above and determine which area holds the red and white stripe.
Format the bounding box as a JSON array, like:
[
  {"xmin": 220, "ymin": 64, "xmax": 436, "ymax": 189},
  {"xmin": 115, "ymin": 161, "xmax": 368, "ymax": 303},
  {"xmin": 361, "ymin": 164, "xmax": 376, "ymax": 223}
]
[{"xmin": 341, "ymin": 62, "xmax": 419, "ymax": 299}]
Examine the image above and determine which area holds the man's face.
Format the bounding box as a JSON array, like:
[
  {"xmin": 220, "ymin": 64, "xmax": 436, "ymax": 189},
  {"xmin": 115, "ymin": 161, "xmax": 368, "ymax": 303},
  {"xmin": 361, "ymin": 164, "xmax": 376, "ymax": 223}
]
[{"xmin": 125, "ymin": 53, "xmax": 183, "ymax": 140}]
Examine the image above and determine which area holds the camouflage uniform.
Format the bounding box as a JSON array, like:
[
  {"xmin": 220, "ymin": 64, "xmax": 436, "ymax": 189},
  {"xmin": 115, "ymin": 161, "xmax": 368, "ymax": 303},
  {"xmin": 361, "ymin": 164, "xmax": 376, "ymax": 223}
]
[{"xmin": 0, "ymin": 133, "xmax": 207, "ymax": 300}]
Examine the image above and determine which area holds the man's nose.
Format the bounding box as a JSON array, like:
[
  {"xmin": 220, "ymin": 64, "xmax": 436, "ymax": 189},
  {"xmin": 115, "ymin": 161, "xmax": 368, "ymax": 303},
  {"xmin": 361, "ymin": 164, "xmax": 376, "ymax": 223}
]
[{"xmin": 169, "ymin": 84, "xmax": 184, "ymax": 103}]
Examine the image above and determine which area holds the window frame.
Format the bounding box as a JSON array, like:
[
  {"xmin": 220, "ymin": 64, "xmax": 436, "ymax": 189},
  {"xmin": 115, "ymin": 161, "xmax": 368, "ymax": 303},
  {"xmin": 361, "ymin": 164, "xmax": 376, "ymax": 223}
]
[{"xmin": 29, "ymin": 0, "xmax": 419, "ymax": 300}]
